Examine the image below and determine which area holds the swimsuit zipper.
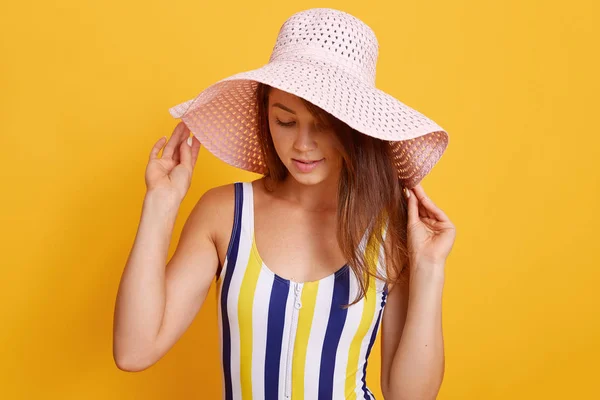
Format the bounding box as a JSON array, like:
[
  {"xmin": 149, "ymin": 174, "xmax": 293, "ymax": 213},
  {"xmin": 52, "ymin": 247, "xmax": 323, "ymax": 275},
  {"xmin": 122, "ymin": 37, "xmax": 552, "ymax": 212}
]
[{"xmin": 284, "ymin": 282, "xmax": 302, "ymax": 398}]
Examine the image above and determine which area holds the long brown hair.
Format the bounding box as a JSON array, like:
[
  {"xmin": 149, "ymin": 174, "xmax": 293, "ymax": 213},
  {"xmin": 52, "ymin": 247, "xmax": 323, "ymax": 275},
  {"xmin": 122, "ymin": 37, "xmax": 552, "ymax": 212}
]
[{"xmin": 255, "ymin": 82, "xmax": 410, "ymax": 306}]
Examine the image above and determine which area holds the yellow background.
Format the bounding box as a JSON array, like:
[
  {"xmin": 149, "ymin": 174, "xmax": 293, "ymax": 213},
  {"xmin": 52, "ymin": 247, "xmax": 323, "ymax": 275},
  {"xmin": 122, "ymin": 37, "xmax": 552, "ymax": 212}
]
[{"xmin": 1, "ymin": 0, "xmax": 598, "ymax": 398}]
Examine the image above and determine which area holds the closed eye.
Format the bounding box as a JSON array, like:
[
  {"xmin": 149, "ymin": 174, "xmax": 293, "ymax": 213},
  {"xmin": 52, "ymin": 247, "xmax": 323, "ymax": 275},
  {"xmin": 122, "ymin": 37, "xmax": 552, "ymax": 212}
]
[{"xmin": 275, "ymin": 118, "xmax": 295, "ymax": 127}]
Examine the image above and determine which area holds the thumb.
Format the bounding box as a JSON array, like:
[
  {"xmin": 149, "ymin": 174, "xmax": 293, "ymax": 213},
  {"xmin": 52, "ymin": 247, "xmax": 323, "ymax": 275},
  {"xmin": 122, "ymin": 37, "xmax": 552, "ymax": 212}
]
[{"xmin": 180, "ymin": 135, "xmax": 193, "ymax": 171}]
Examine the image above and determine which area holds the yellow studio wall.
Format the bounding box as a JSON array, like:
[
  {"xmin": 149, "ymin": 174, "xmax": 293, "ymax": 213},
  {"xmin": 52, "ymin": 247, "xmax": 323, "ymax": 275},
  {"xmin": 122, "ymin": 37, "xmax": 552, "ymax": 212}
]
[{"xmin": 1, "ymin": 0, "xmax": 598, "ymax": 398}]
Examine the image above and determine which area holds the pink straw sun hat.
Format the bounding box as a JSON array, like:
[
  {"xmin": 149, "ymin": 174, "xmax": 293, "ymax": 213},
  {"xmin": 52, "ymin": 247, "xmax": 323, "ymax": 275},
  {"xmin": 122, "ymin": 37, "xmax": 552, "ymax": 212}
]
[{"xmin": 168, "ymin": 7, "xmax": 449, "ymax": 189}]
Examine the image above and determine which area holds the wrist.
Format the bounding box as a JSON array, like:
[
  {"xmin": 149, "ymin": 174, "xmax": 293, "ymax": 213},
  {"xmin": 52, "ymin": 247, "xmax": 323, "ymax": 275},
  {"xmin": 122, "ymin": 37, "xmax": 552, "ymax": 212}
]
[
  {"xmin": 145, "ymin": 188, "xmax": 183, "ymax": 206},
  {"xmin": 410, "ymin": 261, "xmax": 446, "ymax": 283},
  {"xmin": 143, "ymin": 189, "xmax": 183, "ymax": 216}
]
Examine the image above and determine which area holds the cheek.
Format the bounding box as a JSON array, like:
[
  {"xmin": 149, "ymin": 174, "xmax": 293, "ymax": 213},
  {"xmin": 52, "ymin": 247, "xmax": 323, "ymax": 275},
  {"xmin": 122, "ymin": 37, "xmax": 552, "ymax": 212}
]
[
  {"xmin": 323, "ymin": 135, "xmax": 344, "ymax": 161},
  {"xmin": 269, "ymin": 126, "xmax": 292, "ymax": 155}
]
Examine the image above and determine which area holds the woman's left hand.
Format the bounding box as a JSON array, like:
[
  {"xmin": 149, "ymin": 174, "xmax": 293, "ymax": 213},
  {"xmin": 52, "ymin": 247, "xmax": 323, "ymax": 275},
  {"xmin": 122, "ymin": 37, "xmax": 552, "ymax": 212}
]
[{"xmin": 404, "ymin": 183, "xmax": 456, "ymax": 269}]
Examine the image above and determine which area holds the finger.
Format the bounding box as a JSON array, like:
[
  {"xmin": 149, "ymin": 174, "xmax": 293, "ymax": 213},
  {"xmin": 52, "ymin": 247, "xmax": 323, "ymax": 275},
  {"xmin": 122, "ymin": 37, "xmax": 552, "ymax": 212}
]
[
  {"xmin": 407, "ymin": 184, "xmax": 432, "ymax": 219},
  {"xmin": 418, "ymin": 203, "xmax": 432, "ymax": 219},
  {"xmin": 149, "ymin": 136, "xmax": 167, "ymax": 160},
  {"xmin": 172, "ymin": 140, "xmax": 181, "ymax": 164},
  {"xmin": 190, "ymin": 135, "xmax": 202, "ymax": 169},
  {"xmin": 172, "ymin": 125, "xmax": 189, "ymax": 164},
  {"xmin": 163, "ymin": 122, "xmax": 189, "ymax": 160},
  {"xmin": 180, "ymin": 134, "xmax": 193, "ymax": 171},
  {"xmin": 411, "ymin": 184, "xmax": 450, "ymax": 222},
  {"xmin": 405, "ymin": 187, "xmax": 420, "ymax": 226},
  {"xmin": 417, "ymin": 197, "xmax": 436, "ymax": 220},
  {"xmin": 175, "ymin": 126, "xmax": 191, "ymax": 164}
]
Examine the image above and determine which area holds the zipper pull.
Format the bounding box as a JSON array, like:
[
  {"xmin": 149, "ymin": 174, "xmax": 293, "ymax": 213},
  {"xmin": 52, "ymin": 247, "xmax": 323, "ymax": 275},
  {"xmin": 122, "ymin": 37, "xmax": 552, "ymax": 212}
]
[{"xmin": 294, "ymin": 282, "xmax": 302, "ymax": 309}]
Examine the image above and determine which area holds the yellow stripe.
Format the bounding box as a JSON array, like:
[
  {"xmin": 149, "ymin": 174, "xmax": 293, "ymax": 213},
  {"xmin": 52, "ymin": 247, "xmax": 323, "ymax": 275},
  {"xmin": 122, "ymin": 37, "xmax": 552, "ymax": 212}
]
[
  {"xmin": 238, "ymin": 235, "xmax": 263, "ymax": 399},
  {"xmin": 345, "ymin": 229, "xmax": 381, "ymax": 399},
  {"xmin": 291, "ymin": 280, "xmax": 320, "ymax": 399}
]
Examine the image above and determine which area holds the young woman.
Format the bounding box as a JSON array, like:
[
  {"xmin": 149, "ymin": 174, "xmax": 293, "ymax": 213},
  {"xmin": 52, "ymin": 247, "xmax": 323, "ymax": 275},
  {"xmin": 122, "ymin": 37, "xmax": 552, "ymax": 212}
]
[{"xmin": 113, "ymin": 8, "xmax": 456, "ymax": 400}]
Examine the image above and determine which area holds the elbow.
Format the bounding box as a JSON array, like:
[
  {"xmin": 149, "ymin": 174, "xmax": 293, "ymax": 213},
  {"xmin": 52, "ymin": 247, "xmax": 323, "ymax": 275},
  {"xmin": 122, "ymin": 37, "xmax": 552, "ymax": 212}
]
[
  {"xmin": 113, "ymin": 342, "xmax": 157, "ymax": 372},
  {"xmin": 113, "ymin": 355, "xmax": 150, "ymax": 372},
  {"xmin": 113, "ymin": 352, "xmax": 155, "ymax": 372}
]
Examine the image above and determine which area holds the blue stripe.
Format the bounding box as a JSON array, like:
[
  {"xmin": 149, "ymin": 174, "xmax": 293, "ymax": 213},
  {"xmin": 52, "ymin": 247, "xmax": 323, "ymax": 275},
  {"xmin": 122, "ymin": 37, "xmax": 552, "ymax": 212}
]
[
  {"xmin": 361, "ymin": 288, "xmax": 388, "ymax": 399},
  {"xmin": 220, "ymin": 182, "xmax": 243, "ymax": 400},
  {"xmin": 318, "ymin": 269, "xmax": 350, "ymax": 400},
  {"xmin": 264, "ymin": 276, "xmax": 290, "ymax": 399}
]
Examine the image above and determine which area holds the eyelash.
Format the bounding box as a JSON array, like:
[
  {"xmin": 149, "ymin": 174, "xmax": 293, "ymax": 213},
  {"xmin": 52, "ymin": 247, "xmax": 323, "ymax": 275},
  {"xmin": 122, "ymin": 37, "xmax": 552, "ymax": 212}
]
[
  {"xmin": 274, "ymin": 118, "xmax": 330, "ymax": 133},
  {"xmin": 275, "ymin": 118, "xmax": 295, "ymax": 127}
]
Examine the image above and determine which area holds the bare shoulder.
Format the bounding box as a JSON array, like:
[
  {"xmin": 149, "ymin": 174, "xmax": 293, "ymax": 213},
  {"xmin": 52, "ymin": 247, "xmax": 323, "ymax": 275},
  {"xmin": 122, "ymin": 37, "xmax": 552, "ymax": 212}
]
[
  {"xmin": 185, "ymin": 182, "xmax": 260, "ymax": 271},
  {"xmin": 187, "ymin": 183, "xmax": 236, "ymax": 244},
  {"xmin": 193, "ymin": 183, "xmax": 236, "ymax": 216}
]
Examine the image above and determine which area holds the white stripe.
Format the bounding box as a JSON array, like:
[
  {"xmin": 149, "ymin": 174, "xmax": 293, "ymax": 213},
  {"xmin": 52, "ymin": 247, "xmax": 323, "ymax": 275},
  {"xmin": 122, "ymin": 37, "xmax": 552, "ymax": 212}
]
[
  {"xmin": 217, "ymin": 262, "xmax": 226, "ymax": 400},
  {"xmin": 332, "ymin": 271, "xmax": 365, "ymax": 399},
  {"xmin": 251, "ymin": 269, "xmax": 272, "ymax": 398},
  {"xmin": 241, "ymin": 182, "xmax": 255, "ymax": 237},
  {"xmin": 303, "ymin": 275, "xmax": 335, "ymax": 399}
]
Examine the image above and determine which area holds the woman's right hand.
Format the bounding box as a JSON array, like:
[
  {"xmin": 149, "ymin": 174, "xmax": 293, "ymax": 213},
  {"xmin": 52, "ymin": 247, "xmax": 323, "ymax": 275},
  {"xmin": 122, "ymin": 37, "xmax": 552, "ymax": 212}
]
[{"xmin": 145, "ymin": 121, "xmax": 202, "ymax": 202}]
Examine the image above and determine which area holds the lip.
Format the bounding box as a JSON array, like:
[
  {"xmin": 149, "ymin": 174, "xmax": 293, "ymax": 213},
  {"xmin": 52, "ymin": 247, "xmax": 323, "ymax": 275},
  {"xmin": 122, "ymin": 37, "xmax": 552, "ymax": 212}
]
[
  {"xmin": 294, "ymin": 158, "xmax": 321, "ymax": 163},
  {"xmin": 292, "ymin": 158, "xmax": 324, "ymax": 173}
]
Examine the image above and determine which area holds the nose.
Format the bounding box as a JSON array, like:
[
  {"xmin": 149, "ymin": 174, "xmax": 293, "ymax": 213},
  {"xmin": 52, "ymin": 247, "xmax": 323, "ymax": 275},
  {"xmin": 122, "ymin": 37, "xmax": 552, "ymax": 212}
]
[{"xmin": 293, "ymin": 124, "xmax": 318, "ymax": 152}]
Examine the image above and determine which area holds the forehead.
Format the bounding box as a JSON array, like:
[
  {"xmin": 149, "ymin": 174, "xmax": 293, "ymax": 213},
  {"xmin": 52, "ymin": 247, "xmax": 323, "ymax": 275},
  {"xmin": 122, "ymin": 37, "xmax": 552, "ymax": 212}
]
[{"xmin": 268, "ymin": 88, "xmax": 309, "ymax": 114}]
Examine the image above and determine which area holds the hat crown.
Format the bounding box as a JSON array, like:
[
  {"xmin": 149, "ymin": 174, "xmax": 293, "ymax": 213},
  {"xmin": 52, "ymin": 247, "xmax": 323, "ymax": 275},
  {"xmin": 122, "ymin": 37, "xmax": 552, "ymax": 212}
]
[{"xmin": 268, "ymin": 8, "xmax": 379, "ymax": 87}]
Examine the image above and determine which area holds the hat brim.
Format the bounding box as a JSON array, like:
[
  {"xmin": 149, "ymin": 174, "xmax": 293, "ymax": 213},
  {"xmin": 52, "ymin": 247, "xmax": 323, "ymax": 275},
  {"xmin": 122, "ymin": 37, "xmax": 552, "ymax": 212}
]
[{"xmin": 169, "ymin": 60, "xmax": 449, "ymax": 188}]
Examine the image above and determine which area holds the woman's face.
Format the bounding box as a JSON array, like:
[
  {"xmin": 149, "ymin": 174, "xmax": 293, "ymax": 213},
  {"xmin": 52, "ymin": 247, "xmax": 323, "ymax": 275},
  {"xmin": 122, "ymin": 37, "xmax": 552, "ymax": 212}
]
[{"xmin": 267, "ymin": 88, "xmax": 344, "ymax": 186}]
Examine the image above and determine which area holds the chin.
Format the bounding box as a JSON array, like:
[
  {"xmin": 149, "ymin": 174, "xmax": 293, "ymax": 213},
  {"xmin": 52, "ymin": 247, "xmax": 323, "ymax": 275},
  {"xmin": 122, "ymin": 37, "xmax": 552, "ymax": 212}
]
[{"xmin": 289, "ymin": 171, "xmax": 329, "ymax": 186}]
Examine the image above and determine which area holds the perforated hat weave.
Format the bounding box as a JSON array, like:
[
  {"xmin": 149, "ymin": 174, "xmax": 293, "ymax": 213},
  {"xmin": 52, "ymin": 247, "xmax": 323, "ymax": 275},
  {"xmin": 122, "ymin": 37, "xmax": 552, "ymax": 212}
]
[{"xmin": 168, "ymin": 7, "xmax": 449, "ymax": 188}]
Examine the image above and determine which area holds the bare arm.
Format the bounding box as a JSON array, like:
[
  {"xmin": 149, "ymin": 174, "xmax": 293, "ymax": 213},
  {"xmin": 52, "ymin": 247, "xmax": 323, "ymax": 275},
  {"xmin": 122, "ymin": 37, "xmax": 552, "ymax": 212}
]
[
  {"xmin": 380, "ymin": 272, "xmax": 410, "ymax": 398},
  {"xmin": 112, "ymin": 190, "xmax": 182, "ymax": 371},
  {"xmin": 382, "ymin": 183, "xmax": 452, "ymax": 399},
  {"xmin": 112, "ymin": 122, "xmax": 223, "ymax": 371},
  {"xmin": 381, "ymin": 265, "xmax": 445, "ymax": 400},
  {"xmin": 150, "ymin": 185, "xmax": 230, "ymax": 367}
]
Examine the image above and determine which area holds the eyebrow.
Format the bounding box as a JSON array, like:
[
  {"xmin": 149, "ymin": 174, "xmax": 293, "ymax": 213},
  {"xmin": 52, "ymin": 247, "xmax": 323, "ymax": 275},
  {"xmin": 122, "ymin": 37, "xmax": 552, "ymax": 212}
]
[{"xmin": 272, "ymin": 102, "xmax": 296, "ymax": 115}]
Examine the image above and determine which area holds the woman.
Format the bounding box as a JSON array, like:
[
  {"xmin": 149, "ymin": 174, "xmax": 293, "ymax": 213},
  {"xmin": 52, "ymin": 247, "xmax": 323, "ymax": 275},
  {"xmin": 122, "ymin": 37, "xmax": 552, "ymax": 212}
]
[{"xmin": 113, "ymin": 8, "xmax": 456, "ymax": 400}]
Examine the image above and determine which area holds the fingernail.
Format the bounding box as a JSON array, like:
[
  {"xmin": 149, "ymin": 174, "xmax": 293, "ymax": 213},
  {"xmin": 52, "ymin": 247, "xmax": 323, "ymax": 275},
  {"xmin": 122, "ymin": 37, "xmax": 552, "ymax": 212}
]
[
  {"xmin": 403, "ymin": 188, "xmax": 411, "ymax": 199},
  {"xmin": 187, "ymin": 136, "xmax": 192, "ymax": 147}
]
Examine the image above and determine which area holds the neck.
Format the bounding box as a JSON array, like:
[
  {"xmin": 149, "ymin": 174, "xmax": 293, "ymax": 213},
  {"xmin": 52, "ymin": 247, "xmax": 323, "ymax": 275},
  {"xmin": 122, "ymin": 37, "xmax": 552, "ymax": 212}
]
[{"xmin": 274, "ymin": 173, "xmax": 339, "ymax": 212}]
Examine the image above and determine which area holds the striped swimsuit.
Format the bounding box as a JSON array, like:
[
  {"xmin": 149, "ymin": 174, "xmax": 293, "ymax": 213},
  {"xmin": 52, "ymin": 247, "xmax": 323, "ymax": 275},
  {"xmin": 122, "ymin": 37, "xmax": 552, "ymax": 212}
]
[{"xmin": 217, "ymin": 181, "xmax": 389, "ymax": 400}]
